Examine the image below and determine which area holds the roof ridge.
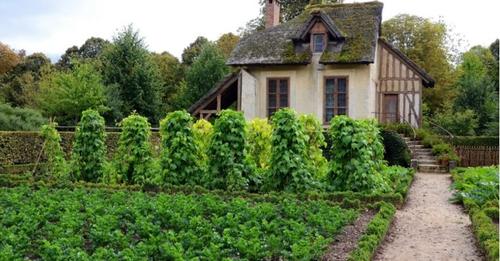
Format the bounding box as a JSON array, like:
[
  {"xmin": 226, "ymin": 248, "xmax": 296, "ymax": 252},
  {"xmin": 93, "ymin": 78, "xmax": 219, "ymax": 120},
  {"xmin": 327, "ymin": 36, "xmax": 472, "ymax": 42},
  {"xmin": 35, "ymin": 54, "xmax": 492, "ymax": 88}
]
[{"xmin": 305, "ymin": 1, "xmax": 383, "ymax": 11}]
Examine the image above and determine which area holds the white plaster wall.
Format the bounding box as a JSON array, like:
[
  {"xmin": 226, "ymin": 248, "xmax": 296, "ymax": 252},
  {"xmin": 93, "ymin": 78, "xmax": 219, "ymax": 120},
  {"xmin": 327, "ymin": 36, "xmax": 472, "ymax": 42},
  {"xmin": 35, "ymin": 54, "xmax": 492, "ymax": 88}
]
[
  {"xmin": 241, "ymin": 60, "xmax": 375, "ymax": 123},
  {"xmin": 240, "ymin": 69, "xmax": 258, "ymax": 120}
]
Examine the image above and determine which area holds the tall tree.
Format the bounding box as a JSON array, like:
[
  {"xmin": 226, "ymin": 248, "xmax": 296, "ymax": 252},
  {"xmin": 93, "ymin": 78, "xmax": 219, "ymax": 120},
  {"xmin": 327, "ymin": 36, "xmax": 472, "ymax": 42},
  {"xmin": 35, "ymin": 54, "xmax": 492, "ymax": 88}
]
[
  {"xmin": 151, "ymin": 51, "xmax": 185, "ymax": 112},
  {"xmin": 38, "ymin": 62, "xmax": 108, "ymax": 125},
  {"xmin": 216, "ymin": 33, "xmax": 240, "ymax": 60},
  {"xmin": 56, "ymin": 37, "xmax": 110, "ymax": 70},
  {"xmin": 0, "ymin": 42, "xmax": 21, "ymax": 75},
  {"xmin": 101, "ymin": 25, "xmax": 162, "ymax": 123},
  {"xmin": 182, "ymin": 44, "xmax": 230, "ymax": 108},
  {"xmin": 453, "ymin": 47, "xmax": 497, "ymax": 134},
  {"xmin": 181, "ymin": 36, "xmax": 209, "ymax": 65},
  {"xmin": 0, "ymin": 53, "xmax": 52, "ymax": 107},
  {"xmin": 382, "ymin": 15, "xmax": 456, "ymax": 114}
]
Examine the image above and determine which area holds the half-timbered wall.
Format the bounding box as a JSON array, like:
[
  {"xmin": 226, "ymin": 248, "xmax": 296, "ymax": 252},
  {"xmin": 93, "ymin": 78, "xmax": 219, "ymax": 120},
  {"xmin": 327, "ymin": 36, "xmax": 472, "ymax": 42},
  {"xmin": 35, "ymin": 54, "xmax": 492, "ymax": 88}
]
[{"xmin": 377, "ymin": 41, "xmax": 423, "ymax": 127}]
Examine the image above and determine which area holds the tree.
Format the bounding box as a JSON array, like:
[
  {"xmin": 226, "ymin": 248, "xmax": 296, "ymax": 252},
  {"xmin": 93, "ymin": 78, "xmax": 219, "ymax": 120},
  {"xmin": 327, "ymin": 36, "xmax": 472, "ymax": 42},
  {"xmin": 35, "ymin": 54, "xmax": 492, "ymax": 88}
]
[
  {"xmin": 0, "ymin": 53, "xmax": 52, "ymax": 107},
  {"xmin": 216, "ymin": 33, "xmax": 240, "ymax": 60},
  {"xmin": 0, "ymin": 42, "xmax": 21, "ymax": 75},
  {"xmin": 38, "ymin": 62, "xmax": 108, "ymax": 125},
  {"xmin": 181, "ymin": 36, "xmax": 209, "ymax": 65},
  {"xmin": 453, "ymin": 48, "xmax": 498, "ymax": 134},
  {"xmin": 382, "ymin": 15, "xmax": 456, "ymax": 113},
  {"xmin": 56, "ymin": 37, "xmax": 110, "ymax": 70},
  {"xmin": 151, "ymin": 52, "xmax": 185, "ymax": 112},
  {"xmin": 101, "ymin": 25, "xmax": 162, "ymax": 123},
  {"xmin": 183, "ymin": 44, "xmax": 230, "ymax": 108},
  {"xmin": 488, "ymin": 40, "xmax": 499, "ymax": 92}
]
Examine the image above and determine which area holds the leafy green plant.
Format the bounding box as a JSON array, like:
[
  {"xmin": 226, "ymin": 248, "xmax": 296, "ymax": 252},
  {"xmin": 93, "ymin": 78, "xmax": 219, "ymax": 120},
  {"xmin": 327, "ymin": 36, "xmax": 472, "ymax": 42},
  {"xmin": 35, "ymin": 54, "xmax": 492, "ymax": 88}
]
[
  {"xmin": 114, "ymin": 113, "xmax": 155, "ymax": 185},
  {"xmin": 40, "ymin": 122, "xmax": 68, "ymax": 178},
  {"xmin": 71, "ymin": 109, "xmax": 106, "ymax": 182},
  {"xmin": 207, "ymin": 110, "xmax": 252, "ymax": 191},
  {"xmin": 451, "ymin": 167, "xmax": 499, "ymax": 207},
  {"xmin": 192, "ymin": 119, "xmax": 213, "ymax": 166},
  {"xmin": 267, "ymin": 108, "xmax": 316, "ymax": 192},
  {"xmin": 299, "ymin": 114, "xmax": 328, "ymax": 179},
  {"xmin": 159, "ymin": 110, "xmax": 203, "ymax": 185},
  {"xmin": 247, "ymin": 118, "xmax": 272, "ymax": 169},
  {"xmin": 0, "ymin": 185, "xmax": 358, "ymax": 260},
  {"xmin": 327, "ymin": 116, "xmax": 388, "ymax": 192}
]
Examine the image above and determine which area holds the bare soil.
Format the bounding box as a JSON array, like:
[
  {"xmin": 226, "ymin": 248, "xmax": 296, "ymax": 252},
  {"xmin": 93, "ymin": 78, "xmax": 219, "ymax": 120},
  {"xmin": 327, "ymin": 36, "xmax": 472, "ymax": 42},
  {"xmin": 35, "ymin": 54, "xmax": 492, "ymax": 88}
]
[
  {"xmin": 374, "ymin": 172, "xmax": 483, "ymax": 261},
  {"xmin": 322, "ymin": 209, "xmax": 376, "ymax": 261}
]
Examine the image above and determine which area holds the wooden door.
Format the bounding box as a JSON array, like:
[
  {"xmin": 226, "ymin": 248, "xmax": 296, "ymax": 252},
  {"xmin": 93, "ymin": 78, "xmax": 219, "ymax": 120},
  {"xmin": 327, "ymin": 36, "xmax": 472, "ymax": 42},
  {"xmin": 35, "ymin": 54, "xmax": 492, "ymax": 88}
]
[{"xmin": 383, "ymin": 94, "xmax": 399, "ymax": 123}]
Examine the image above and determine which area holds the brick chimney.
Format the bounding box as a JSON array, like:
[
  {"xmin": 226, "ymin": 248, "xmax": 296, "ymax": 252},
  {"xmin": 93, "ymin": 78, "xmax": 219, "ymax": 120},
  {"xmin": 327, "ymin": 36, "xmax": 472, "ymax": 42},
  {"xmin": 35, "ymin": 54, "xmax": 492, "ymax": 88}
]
[{"xmin": 265, "ymin": 0, "xmax": 280, "ymax": 29}]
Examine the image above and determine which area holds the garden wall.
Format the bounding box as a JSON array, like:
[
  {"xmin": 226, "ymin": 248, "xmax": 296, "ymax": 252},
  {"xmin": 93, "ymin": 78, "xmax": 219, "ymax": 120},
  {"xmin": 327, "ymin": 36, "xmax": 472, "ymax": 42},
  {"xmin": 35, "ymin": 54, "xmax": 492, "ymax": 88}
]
[{"xmin": 0, "ymin": 131, "xmax": 161, "ymax": 165}]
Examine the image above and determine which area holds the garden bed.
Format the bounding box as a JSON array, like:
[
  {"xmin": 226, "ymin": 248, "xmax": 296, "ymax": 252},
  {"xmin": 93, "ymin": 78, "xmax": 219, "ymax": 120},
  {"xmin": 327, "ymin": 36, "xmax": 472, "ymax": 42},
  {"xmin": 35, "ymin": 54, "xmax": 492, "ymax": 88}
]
[
  {"xmin": 451, "ymin": 167, "xmax": 499, "ymax": 261},
  {"xmin": 0, "ymin": 185, "xmax": 360, "ymax": 260}
]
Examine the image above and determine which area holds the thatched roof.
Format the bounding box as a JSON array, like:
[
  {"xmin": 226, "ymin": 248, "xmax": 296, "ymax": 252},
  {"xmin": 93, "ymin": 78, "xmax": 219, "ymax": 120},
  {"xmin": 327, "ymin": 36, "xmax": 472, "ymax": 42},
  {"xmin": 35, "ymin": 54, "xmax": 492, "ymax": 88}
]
[{"xmin": 227, "ymin": 1, "xmax": 383, "ymax": 66}]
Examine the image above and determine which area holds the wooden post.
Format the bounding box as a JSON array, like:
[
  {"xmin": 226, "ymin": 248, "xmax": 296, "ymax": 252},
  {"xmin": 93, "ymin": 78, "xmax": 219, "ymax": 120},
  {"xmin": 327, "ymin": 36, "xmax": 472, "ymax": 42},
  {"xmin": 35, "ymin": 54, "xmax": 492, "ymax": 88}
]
[{"xmin": 216, "ymin": 95, "xmax": 221, "ymax": 112}]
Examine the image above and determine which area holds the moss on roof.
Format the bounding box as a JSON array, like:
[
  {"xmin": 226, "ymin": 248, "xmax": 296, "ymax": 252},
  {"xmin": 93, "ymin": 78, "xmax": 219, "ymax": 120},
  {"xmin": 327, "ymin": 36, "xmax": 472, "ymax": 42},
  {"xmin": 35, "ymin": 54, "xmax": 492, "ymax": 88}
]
[{"xmin": 227, "ymin": 1, "xmax": 383, "ymax": 65}]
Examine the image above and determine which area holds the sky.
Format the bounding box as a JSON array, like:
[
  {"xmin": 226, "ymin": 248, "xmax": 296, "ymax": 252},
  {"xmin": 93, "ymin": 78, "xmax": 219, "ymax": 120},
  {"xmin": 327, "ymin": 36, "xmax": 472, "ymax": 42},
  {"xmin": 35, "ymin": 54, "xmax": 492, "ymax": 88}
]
[{"xmin": 1, "ymin": 0, "xmax": 499, "ymax": 62}]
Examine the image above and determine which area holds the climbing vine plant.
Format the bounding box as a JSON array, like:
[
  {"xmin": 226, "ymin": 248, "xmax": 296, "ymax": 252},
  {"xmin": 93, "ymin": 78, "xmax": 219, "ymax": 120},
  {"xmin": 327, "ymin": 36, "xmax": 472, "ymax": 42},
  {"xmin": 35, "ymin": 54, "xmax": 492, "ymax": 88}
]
[
  {"xmin": 160, "ymin": 110, "xmax": 203, "ymax": 185},
  {"xmin": 114, "ymin": 113, "xmax": 155, "ymax": 185},
  {"xmin": 207, "ymin": 110, "xmax": 251, "ymax": 191},
  {"xmin": 266, "ymin": 108, "xmax": 316, "ymax": 192},
  {"xmin": 40, "ymin": 122, "xmax": 68, "ymax": 179},
  {"xmin": 71, "ymin": 109, "xmax": 107, "ymax": 182}
]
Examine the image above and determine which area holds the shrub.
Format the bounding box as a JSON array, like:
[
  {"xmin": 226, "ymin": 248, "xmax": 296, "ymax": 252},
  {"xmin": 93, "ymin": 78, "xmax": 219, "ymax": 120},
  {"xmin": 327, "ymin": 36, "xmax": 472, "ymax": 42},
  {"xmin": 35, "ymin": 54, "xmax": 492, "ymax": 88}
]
[
  {"xmin": 299, "ymin": 114, "xmax": 328, "ymax": 179},
  {"xmin": 380, "ymin": 130, "xmax": 410, "ymax": 167},
  {"xmin": 445, "ymin": 136, "xmax": 499, "ymax": 147},
  {"xmin": 431, "ymin": 143, "xmax": 453, "ymax": 156},
  {"xmin": 0, "ymin": 103, "xmax": 47, "ymax": 131},
  {"xmin": 207, "ymin": 110, "xmax": 251, "ymax": 191},
  {"xmin": 267, "ymin": 108, "xmax": 316, "ymax": 192},
  {"xmin": 327, "ymin": 116, "xmax": 388, "ymax": 192},
  {"xmin": 381, "ymin": 123, "xmax": 414, "ymax": 137},
  {"xmin": 114, "ymin": 114, "xmax": 155, "ymax": 185},
  {"xmin": 40, "ymin": 122, "xmax": 68, "ymax": 178},
  {"xmin": 71, "ymin": 109, "xmax": 106, "ymax": 182},
  {"xmin": 159, "ymin": 111, "xmax": 202, "ymax": 185},
  {"xmin": 247, "ymin": 118, "xmax": 272, "ymax": 169},
  {"xmin": 432, "ymin": 109, "xmax": 478, "ymax": 136}
]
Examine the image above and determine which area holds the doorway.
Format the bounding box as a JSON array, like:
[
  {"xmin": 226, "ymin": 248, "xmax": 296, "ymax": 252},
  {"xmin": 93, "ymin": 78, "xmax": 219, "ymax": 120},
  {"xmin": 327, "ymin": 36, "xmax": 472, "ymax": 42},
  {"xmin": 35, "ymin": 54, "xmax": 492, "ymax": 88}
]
[{"xmin": 382, "ymin": 94, "xmax": 399, "ymax": 123}]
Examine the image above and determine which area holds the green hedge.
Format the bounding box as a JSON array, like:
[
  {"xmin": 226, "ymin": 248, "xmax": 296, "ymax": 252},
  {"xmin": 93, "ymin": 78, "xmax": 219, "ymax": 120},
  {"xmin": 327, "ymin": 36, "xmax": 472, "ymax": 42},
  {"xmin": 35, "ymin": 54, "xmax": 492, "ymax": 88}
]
[
  {"xmin": 0, "ymin": 131, "xmax": 161, "ymax": 165},
  {"xmin": 347, "ymin": 202, "xmax": 396, "ymax": 261},
  {"xmin": 466, "ymin": 203, "xmax": 499, "ymax": 261},
  {"xmin": 0, "ymin": 173, "xmax": 408, "ymax": 207},
  {"xmin": 444, "ymin": 136, "xmax": 499, "ymax": 147}
]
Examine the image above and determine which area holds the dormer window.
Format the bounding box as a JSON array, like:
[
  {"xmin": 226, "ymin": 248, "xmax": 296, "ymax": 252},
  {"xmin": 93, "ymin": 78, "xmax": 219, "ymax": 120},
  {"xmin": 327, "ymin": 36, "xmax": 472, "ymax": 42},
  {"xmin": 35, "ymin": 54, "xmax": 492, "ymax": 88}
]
[{"xmin": 313, "ymin": 33, "xmax": 326, "ymax": 53}]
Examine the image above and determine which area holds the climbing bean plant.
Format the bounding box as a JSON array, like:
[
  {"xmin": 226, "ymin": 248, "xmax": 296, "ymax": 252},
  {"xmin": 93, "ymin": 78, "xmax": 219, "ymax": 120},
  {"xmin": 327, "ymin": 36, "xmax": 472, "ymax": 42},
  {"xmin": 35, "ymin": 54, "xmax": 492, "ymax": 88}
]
[
  {"xmin": 192, "ymin": 119, "xmax": 213, "ymax": 167},
  {"xmin": 328, "ymin": 116, "xmax": 388, "ymax": 192},
  {"xmin": 40, "ymin": 122, "xmax": 68, "ymax": 178},
  {"xmin": 299, "ymin": 114, "xmax": 328, "ymax": 179},
  {"xmin": 114, "ymin": 113, "xmax": 155, "ymax": 185},
  {"xmin": 266, "ymin": 108, "xmax": 316, "ymax": 192},
  {"xmin": 71, "ymin": 109, "xmax": 106, "ymax": 182},
  {"xmin": 160, "ymin": 110, "xmax": 203, "ymax": 185},
  {"xmin": 207, "ymin": 110, "xmax": 251, "ymax": 191}
]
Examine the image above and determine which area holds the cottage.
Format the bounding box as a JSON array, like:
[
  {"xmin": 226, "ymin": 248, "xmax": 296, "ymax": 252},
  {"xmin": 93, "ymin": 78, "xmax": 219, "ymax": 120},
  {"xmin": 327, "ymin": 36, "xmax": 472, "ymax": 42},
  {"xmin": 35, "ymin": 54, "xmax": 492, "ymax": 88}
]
[{"xmin": 189, "ymin": 0, "xmax": 434, "ymax": 127}]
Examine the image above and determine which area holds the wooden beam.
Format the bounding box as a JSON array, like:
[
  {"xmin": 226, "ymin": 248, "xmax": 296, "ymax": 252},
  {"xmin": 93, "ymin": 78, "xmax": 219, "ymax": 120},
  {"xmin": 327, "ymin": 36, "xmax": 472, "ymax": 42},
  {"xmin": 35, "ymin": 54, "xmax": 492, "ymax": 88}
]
[{"xmin": 216, "ymin": 95, "xmax": 221, "ymax": 111}]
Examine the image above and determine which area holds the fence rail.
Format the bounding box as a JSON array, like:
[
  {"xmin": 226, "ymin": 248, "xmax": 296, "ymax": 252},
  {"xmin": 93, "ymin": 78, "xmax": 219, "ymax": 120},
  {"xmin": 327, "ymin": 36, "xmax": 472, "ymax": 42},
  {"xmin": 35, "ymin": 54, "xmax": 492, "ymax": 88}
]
[{"xmin": 455, "ymin": 145, "xmax": 499, "ymax": 167}]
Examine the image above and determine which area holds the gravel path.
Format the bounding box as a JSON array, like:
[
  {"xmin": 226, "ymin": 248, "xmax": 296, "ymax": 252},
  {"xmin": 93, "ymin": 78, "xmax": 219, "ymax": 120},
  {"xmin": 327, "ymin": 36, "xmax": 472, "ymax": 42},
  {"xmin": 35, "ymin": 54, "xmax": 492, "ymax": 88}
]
[{"xmin": 374, "ymin": 172, "xmax": 483, "ymax": 261}]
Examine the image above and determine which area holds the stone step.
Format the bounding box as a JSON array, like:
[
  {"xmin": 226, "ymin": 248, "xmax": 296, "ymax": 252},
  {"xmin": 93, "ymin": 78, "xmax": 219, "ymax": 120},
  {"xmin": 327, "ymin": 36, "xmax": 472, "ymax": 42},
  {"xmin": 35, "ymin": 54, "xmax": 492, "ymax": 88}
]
[
  {"xmin": 407, "ymin": 144, "xmax": 425, "ymax": 149},
  {"xmin": 418, "ymin": 159, "xmax": 439, "ymax": 165},
  {"xmin": 415, "ymin": 155, "xmax": 435, "ymax": 160},
  {"xmin": 418, "ymin": 164, "xmax": 448, "ymax": 173},
  {"xmin": 412, "ymin": 149, "xmax": 433, "ymax": 154}
]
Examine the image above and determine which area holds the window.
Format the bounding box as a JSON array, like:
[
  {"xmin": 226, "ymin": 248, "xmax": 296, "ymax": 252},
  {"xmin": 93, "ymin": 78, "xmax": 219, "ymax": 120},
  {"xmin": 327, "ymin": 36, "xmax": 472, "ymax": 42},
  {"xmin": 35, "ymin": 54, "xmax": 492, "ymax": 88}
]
[
  {"xmin": 324, "ymin": 77, "xmax": 348, "ymax": 123},
  {"xmin": 267, "ymin": 78, "xmax": 289, "ymax": 116},
  {"xmin": 313, "ymin": 34, "xmax": 325, "ymax": 53}
]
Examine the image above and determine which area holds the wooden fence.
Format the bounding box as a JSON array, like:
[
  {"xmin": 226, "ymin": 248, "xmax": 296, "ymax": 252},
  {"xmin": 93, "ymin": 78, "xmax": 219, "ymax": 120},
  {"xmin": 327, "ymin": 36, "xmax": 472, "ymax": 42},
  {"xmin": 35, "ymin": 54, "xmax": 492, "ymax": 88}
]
[{"xmin": 454, "ymin": 146, "xmax": 499, "ymax": 167}]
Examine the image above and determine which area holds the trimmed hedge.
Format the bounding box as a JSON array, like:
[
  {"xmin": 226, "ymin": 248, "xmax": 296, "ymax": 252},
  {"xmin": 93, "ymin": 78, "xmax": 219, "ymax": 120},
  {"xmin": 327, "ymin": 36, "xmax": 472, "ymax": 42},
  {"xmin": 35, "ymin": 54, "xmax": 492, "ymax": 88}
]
[
  {"xmin": 347, "ymin": 202, "xmax": 396, "ymax": 261},
  {"xmin": 0, "ymin": 173, "xmax": 409, "ymax": 207},
  {"xmin": 444, "ymin": 136, "xmax": 499, "ymax": 147},
  {"xmin": 0, "ymin": 131, "xmax": 161, "ymax": 165}
]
